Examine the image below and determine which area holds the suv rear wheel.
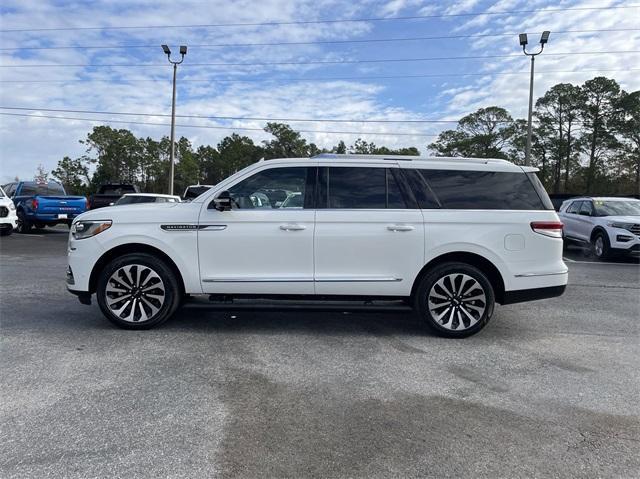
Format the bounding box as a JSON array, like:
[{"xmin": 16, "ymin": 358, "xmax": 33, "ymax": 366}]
[
  {"xmin": 96, "ymin": 253, "xmax": 181, "ymax": 329},
  {"xmin": 414, "ymin": 262, "xmax": 495, "ymax": 338}
]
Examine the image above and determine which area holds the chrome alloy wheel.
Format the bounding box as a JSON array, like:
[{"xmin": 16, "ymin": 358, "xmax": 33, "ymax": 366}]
[
  {"xmin": 105, "ymin": 264, "xmax": 165, "ymax": 323},
  {"xmin": 594, "ymin": 236, "xmax": 604, "ymax": 257},
  {"xmin": 427, "ymin": 273, "xmax": 487, "ymax": 331}
]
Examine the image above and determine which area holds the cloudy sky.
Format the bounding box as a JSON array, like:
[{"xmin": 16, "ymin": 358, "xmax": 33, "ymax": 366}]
[{"xmin": 0, "ymin": 0, "xmax": 639, "ymax": 184}]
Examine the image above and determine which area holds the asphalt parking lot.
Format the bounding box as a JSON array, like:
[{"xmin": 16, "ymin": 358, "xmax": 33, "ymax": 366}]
[{"xmin": 1, "ymin": 226, "xmax": 639, "ymax": 478}]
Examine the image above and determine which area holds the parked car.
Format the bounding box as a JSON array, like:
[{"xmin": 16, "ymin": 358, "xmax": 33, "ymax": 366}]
[
  {"xmin": 559, "ymin": 196, "xmax": 640, "ymax": 259},
  {"xmin": 67, "ymin": 154, "xmax": 566, "ymax": 337},
  {"xmin": 0, "ymin": 186, "xmax": 18, "ymax": 236},
  {"xmin": 182, "ymin": 184, "xmax": 213, "ymax": 202},
  {"xmin": 89, "ymin": 183, "xmax": 139, "ymax": 209},
  {"xmin": 114, "ymin": 193, "xmax": 181, "ymax": 206},
  {"xmin": 2, "ymin": 180, "xmax": 87, "ymax": 233}
]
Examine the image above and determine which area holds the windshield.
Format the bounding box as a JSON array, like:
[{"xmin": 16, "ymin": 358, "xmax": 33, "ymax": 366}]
[
  {"xmin": 0, "ymin": 187, "xmax": 5, "ymax": 198},
  {"xmin": 594, "ymin": 200, "xmax": 640, "ymax": 217},
  {"xmin": 115, "ymin": 196, "xmax": 158, "ymax": 205},
  {"xmin": 20, "ymin": 182, "xmax": 66, "ymax": 196}
]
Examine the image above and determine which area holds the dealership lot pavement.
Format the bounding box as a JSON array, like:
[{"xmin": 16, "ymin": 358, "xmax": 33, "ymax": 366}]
[{"xmin": 1, "ymin": 227, "xmax": 639, "ymax": 478}]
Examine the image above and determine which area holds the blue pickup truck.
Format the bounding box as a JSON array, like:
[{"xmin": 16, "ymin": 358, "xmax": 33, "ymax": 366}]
[{"xmin": 1, "ymin": 180, "xmax": 87, "ymax": 233}]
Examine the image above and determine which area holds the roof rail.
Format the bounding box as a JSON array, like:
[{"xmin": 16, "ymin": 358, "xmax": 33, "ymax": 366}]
[{"xmin": 312, "ymin": 153, "xmax": 510, "ymax": 164}]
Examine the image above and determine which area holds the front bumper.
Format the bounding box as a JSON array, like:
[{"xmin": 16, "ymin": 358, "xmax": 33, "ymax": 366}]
[
  {"xmin": 67, "ymin": 234, "xmax": 105, "ymax": 293},
  {"xmin": 0, "ymin": 212, "xmax": 18, "ymax": 230},
  {"xmin": 608, "ymin": 228, "xmax": 640, "ymax": 255}
]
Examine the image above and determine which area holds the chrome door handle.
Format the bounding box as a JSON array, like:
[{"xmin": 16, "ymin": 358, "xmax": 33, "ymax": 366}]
[
  {"xmin": 387, "ymin": 224, "xmax": 415, "ymax": 232},
  {"xmin": 280, "ymin": 224, "xmax": 306, "ymax": 231}
]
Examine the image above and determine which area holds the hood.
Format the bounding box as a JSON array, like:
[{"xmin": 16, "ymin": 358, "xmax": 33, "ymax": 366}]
[
  {"xmin": 75, "ymin": 201, "xmax": 183, "ymax": 222},
  {"xmin": 601, "ymin": 215, "xmax": 640, "ymax": 223}
]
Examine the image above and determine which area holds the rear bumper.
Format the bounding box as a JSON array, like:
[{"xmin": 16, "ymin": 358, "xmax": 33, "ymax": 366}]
[
  {"xmin": 501, "ymin": 284, "xmax": 566, "ymax": 305},
  {"xmin": 27, "ymin": 212, "xmax": 81, "ymax": 223}
]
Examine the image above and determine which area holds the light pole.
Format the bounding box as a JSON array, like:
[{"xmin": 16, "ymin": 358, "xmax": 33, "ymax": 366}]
[
  {"xmin": 520, "ymin": 31, "xmax": 550, "ymax": 166},
  {"xmin": 161, "ymin": 44, "xmax": 187, "ymax": 195}
]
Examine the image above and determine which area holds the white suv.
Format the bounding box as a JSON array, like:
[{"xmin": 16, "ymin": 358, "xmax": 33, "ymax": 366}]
[
  {"xmin": 558, "ymin": 196, "xmax": 640, "ymax": 259},
  {"xmin": 67, "ymin": 154, "xmax": 567, "ymax": 337},
  {"xmin": 0, "ymin": 186, "xmax": 18, "ymax": 236}
]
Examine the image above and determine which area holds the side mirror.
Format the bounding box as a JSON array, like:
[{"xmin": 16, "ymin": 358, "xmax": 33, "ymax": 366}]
[{"xmin": 211, "ymin": 191, "xmax": 232, "ymax": 211}]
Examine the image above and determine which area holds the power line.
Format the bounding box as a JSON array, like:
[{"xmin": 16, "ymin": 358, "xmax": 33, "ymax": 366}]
[
  {"xmin": 0, "ymin": 106, "xmax": 463, "ymax": 123},
  {"xmin": 1, "ymin": 68, "xmax": 637, "ymax": 84},
  {"xmin": 1, "ymin": 50, "xmax": 637, "ymax": 68},
  {"xmin": 1, "ymin": 28, "xmax": 637, "ymax": 51},
  {"xmin": 1, "ymin": 5, "xmax": 636, "ymax": 33},
  {"xmin": 0, "ymin": 112, "xmax": 441, "ymax": 137}
]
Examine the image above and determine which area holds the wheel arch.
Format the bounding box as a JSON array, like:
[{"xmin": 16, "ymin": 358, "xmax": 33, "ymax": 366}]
[
  {"xmin": 89, "ymin": 243, "xmax": 185, "ymax": 295},
  {"xmin": 590, "ymin": 226, "xmax": 609, "ymax": 243},
  {"xmin": 411, "ymin": 251, "xmax": 506, "ymax": 304}
]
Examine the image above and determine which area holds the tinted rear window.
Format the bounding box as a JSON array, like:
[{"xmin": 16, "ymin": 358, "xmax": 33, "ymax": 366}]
[
  {"xmin": 321, "ymin": 167, "xmax": 409, "ymax": 209},
  {"xmin": 20, "ymin": 182, "xmax": 66, "ymax": 196},
  {"xmin": 417, "ymin": 170, "xmax": 550, "ymax": 210}
]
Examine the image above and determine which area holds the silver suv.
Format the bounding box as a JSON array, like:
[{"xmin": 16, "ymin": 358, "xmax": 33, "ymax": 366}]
[{"xmin": 559, "ymin": 197, "xmax": 640, "ymax": 259}]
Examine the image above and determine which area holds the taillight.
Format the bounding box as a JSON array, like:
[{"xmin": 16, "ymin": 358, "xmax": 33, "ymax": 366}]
[
  {"xmin": 31, "ymin": 198, "xmax": 39, "ymax": 210},
  {"xmin": 531, "ymin": 221, "xmax": 563, "ymax": 238}
]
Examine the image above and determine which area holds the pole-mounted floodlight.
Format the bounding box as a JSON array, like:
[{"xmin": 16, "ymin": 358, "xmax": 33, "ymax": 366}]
[
  {"xmin": 520, "ymin": 31, "xmax": 550, "ymax": 166},
  {"xmin": 519, "ymin": 33, "xmax": 528, "ymax": 46},
  {"xmin": 540, "ymin": 31, "xmax": 550, "ymax": 45},
  {"xmin": 161, "ymin": 44, "xmax": 188, "ymax": 195}
]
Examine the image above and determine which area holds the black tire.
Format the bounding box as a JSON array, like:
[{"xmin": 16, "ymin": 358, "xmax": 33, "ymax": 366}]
[
  {"xmin": 0, "ymin": 227, "xmax": 12, "ymax": 236},
  {"xmin": 414, "ymin": 262, "xmax": 495, "ymax": 338},
  {"xmin": 591, "ymin": 231, "xmax": 611, "ymax": 260},
  {"xmin": 16, "ymin": 211, "xmax": 31, "ymax": 234},
  {"xmin": 96, "ymin": 253, "xmax": 181, "ymax": 330}
]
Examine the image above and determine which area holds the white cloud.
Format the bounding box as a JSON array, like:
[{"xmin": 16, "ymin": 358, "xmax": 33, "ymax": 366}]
[{"xmin": 0, "ymin": 0, "xmax": 638, "ymax": 183}]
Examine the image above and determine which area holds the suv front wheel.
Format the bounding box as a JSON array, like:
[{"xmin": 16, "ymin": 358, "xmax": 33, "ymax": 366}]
[
  {"xmin": 591, "ymin": 231, "xmax": 611, "ymax": 260},
  {"xmin": 96, "ymin": 253, "xmax": 181, "ymax": 329},
  {"xmin": 414, "ymin": 262, "xmax": 495, "ymax": 338}
]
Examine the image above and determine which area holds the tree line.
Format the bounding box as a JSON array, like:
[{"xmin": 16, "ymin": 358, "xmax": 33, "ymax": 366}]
[{"xmin": 48, "ymin": 76, "xmax": 638, "ymax": 197}]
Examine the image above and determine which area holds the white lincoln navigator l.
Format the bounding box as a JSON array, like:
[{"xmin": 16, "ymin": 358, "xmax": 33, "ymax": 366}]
[{"xmin": 67, "ymin": 154, "xmax": 567, "ymax": 337}]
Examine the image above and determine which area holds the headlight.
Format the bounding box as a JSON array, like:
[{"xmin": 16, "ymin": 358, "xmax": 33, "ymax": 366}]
[
  {"xmin": 71, "ymin": 220, "xmax": 112, "ymax": 240},
  {"xmin": 607, "ymin": 222, "xmax": 633, "ymax": 229}
]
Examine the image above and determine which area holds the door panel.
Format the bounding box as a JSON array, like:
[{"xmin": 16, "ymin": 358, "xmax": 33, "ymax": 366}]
[
  {"xmin": 562, "ymin": 201, "xmax": 582, "ymax": 239},
  {"xmin": 198, "ymin": 165, "xmax": 316, "ymax": 295},
  {"xmin": 313, "ymin": 166, "xmax": 424, "ymax": 296},
  {"xmin": 575, "ymin": 201, "xmax": 595, "ymax": 240},
  {"xmin": 314, "ymin": 209, "xmax": 424, "ymax": 296},
  {"xmin": 198, "ymin": 209, "xmax": 315, "ymax": 294}
]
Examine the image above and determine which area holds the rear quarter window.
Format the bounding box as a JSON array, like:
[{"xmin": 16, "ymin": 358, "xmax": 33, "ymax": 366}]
[{"xmin": 417, "ymin": 169, "xmax": 551, "ymax": 210}]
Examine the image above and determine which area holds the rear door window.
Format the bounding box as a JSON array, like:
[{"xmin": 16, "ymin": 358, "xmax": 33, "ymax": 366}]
[
  {"xmin": 417, "ymin": 169, "xmax": 549, "ymax": 210},
  {"xmin": 320, "ymin": 167, "xmax": 411, "ymax": 209}
]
